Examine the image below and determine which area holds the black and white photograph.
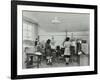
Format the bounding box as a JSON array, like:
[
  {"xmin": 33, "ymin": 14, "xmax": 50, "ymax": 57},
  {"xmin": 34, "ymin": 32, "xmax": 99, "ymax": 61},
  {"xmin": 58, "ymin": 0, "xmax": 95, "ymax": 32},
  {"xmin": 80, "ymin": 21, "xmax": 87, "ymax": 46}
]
[
  {"xmin": 11, "ymin": 1, "xmax": 97, "ymax": 79},
  {"xmin": 22, "ymin": 11, "xmax": 90, "ymax": 69}
]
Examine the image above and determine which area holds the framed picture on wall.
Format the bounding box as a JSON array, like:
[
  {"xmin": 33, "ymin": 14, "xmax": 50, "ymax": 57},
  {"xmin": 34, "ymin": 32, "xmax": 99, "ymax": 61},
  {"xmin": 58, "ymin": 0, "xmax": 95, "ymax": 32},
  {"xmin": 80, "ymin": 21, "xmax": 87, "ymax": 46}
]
[{"xmin": 11, "ymin": 0, "xmax": 97, "ymax": 79}]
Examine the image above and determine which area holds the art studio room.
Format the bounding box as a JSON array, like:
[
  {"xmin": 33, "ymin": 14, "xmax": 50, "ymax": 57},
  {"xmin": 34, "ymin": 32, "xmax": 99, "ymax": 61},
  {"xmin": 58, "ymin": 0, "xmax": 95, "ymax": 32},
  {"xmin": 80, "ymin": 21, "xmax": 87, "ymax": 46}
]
[{"xmin": 22, "ymin": 11, "xmax": 90, "ymax": 69}]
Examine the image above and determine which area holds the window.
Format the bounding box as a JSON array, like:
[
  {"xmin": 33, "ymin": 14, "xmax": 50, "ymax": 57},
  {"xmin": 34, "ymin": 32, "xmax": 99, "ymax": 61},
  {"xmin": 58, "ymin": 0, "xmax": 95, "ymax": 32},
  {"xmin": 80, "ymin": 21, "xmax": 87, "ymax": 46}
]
[{"xmin": 23, "ymin": 21, "xmax": 33, "ymax": 41}]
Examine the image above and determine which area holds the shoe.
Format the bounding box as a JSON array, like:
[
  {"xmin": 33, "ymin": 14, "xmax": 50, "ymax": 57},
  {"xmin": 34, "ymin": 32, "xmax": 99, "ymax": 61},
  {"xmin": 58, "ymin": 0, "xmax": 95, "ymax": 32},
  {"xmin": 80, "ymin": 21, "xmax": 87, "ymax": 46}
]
[{"xmin": 66, "ymin": 63, "xmax": 69, "ymax": 65}]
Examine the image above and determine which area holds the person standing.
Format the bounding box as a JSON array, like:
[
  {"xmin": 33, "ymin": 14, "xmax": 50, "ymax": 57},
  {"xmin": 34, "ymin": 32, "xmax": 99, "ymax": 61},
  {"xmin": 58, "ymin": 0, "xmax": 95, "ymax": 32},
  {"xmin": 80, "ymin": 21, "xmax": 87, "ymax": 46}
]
[
  {"xmin": 45, "ymin": 39, "xmax": 52, "ymax": 65},
  {"xmin": 76, "ymin": 39, "xmax": 82, "ymax": 66},
  {"xmin": 64, "ymin": 37, "xmax": 71, "ymax": 65},
  {"xmin": 50, "ymin": 36, "xmax": 56, "ymax": 62}
]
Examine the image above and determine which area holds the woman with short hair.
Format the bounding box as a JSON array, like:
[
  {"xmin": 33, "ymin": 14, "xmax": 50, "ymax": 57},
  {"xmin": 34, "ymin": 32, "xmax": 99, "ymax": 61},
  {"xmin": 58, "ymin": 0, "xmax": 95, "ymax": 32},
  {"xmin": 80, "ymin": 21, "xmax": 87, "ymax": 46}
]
[
  {"xmin": 45, "ymin": 39, "xmax": 52, "ymax": 65},
  {"xmin": 64, "ymin": 37, "xmax": 71, "ymax": 65}
]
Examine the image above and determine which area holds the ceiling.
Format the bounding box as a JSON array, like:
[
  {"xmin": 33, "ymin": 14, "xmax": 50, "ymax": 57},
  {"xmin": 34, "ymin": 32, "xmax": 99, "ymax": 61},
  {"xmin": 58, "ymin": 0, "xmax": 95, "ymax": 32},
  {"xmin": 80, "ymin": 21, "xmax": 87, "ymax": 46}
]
[{"xmin": 23, "ymin": 11, "xmax": 90, "ymax": 32}]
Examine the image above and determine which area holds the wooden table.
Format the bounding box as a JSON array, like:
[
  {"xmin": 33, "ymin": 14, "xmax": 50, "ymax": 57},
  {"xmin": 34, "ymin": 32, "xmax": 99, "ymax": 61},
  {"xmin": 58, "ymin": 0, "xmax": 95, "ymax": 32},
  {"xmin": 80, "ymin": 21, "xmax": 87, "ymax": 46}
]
[{"xmin": 25, "ymin": 52, "xmax": 42, "ymax": 68}]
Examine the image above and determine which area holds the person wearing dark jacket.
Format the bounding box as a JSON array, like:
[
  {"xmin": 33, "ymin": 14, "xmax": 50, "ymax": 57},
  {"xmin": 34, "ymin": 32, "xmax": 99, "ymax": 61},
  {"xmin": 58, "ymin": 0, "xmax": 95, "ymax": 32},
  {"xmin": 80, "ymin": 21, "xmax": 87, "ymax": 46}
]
[{"xmin": 45, "ymin": 39, "xmax": 52, "ymax": 65}]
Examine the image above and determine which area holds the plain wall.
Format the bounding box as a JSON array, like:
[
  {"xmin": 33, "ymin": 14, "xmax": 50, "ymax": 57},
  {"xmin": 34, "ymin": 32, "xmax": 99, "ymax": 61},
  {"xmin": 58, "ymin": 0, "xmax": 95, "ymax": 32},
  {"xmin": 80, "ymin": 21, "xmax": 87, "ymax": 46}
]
[{"xmin": 39, "ymin": 28, "xmax": 89, "ymax": 46}]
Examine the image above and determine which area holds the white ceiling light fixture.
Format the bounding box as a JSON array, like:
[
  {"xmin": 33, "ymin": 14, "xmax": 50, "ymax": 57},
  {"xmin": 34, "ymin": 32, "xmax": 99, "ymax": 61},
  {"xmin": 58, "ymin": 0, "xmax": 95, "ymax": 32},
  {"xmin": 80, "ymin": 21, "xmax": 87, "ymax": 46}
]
[{"xmin": 51, "ymin": 17, "xmax": 61, "ymax": 24}]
